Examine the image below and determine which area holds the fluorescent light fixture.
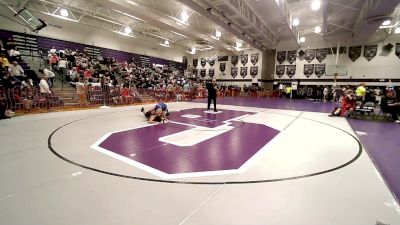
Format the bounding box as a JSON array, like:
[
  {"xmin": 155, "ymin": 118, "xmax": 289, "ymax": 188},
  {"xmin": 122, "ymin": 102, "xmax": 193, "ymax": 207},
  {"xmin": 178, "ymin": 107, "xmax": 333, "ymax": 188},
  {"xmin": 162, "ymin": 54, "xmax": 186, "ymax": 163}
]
[
  {"xmin": 60, "ymin": 9, "xmax": 68, "ymax": 17},
  {"xmin": 180, "ymin": 10, "xmax": 189, "ymax": 22},
  {"xmin": 215, "ymin": 30, "xmax": 222, "ymax": 38},
  {"xmin": 382, "ymin": 20, "xmax": 391, "ymax": 26},
  {"xmin": 311, "ymin": 0, "xmax": 320, "ymax": 10},
  {"xmin": 293, "ymin": 18, "xmax": 300, "ymax": 26},
  {"xmin": 160, "ymin": 39, "xmax": 170, "ymax": 47},
  {"xmin": 171, "ymin": 31, "xmax": 188, "ymax": 38},
  {"xmin": 124, "ymin": 26, "xmax": 132, "ymax": 34},
  {"xmin": 315, "ymin": 26, "xmax": 321, "ymax": 33},
  {"xmin": 395, "ymin": 27, "xmax": 400, "ymax": 34},
  {"xmin": 126, "ymin": 0, "xmax": 138, "ymax": 6},
  {"xmin": 300, "ymin": 37, "xmax": 305, "ymax": 42}
]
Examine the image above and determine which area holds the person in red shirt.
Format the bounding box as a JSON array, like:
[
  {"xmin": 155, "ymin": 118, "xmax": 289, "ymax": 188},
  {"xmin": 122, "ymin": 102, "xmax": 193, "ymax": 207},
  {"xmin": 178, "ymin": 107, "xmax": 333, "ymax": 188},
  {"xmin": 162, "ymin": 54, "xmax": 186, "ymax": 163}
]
[{"xmin": 329, "ymin": 90, "xmax": 356, "ymax": 117}]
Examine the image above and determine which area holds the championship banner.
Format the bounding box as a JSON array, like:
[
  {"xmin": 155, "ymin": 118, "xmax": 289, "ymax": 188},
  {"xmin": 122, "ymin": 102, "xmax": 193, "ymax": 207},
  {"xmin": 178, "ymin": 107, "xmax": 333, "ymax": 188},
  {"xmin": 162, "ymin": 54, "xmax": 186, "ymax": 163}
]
[
  {"xmin": 220, "ymin": 62, "xmax": 226, "ymax": 72},
  {"xmin": 364, "ymin": 45, "xmax": 377, "ymax": 61},
  {"xmin": 315, "ymin": 64, "xmax": 326, "ymax": 78},
  {"xmin": 200, "ymin": 58, "xmax": 206, "ymax": 67},
  {"xmin": 200, "ymin": 69, "xmax": 206, "ymax": 77},
  {"xmin": 305, "ymin": 49, "xmax": 316, "ymax": 63},
  {"xmin": 287, "ymin": 50, "xmax": 297, "ymax": 64},
  {"xmin": 241, "ymin": 54, "xmax": 249, "ymax": 65},
  {"xmin": 231, "ymin": 67, "xmax": 238, "ymax": 78},
  {"xmin": 276, "ymin": 65, "xmax": 285, "ymax": 78},
  {"xmin": 209, "ymin": 59, "xmax": 215, "ymax": 67},
  {"xmin": 251, "ymin": 53, "xmax": 259, "ymax": 65},
  {"xmin": 316, "ymin": 48, "xmax": 328, "ymax": 62},
  {"xmin": 231, "ymin": 55, "xmax": 239, "ymax": 66},
  {"xmin": 208, "ymin": 68, "xmax": 215, "ymax": 77},
  {"xmin": 396, "ymin": 43, "xmax": 400, "ymax": 59},
  {"xmin": 240, "ymin": 67, "xmax": 248, "ymax": 78},
  {"xmin": 349, "ymin": 46, "xmax": 362, "ymax": 62},
  {"xmin": 192, "ymin": 69, "xmax": 198, "ymax": 76},
  {"xmin": 286, "ymin": 65, "xmax": 296, "ymax": 78},
  {"xmin": 304, "ymin": 64, "xmax": 314, "ymax": 78},
  {"xmin": 250, "ymin": 66, "xmax": 258, "ymax": 78},
  {"xmin": 193, "ymin": 59, "xmax": 198, "ymax": 67},
  {"xmin": 277, "ymin": 51, "xmax": 286, "ymax": 64}
]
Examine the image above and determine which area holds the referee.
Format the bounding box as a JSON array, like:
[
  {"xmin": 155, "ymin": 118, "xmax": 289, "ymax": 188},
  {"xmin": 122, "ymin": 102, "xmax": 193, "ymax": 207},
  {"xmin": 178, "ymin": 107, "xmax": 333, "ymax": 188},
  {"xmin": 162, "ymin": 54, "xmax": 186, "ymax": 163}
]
[{"xmin": 206, "ymin": 78, "xmax": 218, "ymax": 112}]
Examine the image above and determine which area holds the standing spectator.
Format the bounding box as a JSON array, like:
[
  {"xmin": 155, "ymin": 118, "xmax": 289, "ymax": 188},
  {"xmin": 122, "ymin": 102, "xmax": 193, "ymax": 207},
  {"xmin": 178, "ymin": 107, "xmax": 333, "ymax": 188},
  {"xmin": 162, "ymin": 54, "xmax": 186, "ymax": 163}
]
[
  {"xmin": 49, "ymin": 53, "xmax": 59, "ymax": 71},
  {"xmin": 39, "ymin": 76, "xmax": 51, "ymax": 109},
  {"xmin": 75, "ymin": 78, "xmax": 88, "ymax": 108},
  {"xmin": 380, "ymin": 89, "xmax": 400, "ymax": 123},
  {"xmin": 58, "ymin": 57, "xmax": 68, "ymax": 82},
  {"xmin": 1, "ymin": 72, "xmax": 15, "ymax": 115},
  {"xmin": 323, "ymin": 86, "xmax": 329, "ymax": 102},
  {"xmin": 206, "ymin": 79, "xmax": 219, "ymax": 112},
  {"xmin": 0, "ymin": 54, "xmax": 10, "ymax": 70},
  {"xmin": 355, "ymin": 83, "xmax": 367, "ymax": 101},
  {"xmin": 39, "ymin": 68, "xmax": 56, "ymax": 88}
]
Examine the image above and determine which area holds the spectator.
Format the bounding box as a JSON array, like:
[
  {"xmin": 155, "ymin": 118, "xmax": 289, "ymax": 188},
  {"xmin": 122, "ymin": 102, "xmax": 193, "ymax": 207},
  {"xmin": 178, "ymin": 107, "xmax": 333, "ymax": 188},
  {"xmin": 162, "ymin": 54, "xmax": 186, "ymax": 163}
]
[
  {"xmin": 380, "ymin": 89, "xmax": 400, "ymax": 123},
  {"xmin": 9, "ymin": 47, "xmax": 21, "ymax": 62},
  {"xmin": 75, "ymin": 78, "xmax": 88, "ymax": 108},
  {"xmin": 0, "ymin": 54, "xmax": 10, "ymax": 69},
  {"xmin": 49, "ymin": 53, "xmax": 59, "ymax": 71},
  {"xmin": 39, "ymin": 68, "xmax": 56, "ymax": 88},
  {"xmin": 355, "ymin": 83, "xmax": 367, "ymax": 101},
  {"xmin": 39, "ymin": 75, "xmax": 51, "ymax": 109},
  {"xmin": 8, "ymin": 61, "xmax": 24, "ymax": 81},
  {"xmin": 58, "ymin": 57, "xmax": 68, "ymax": 81}
]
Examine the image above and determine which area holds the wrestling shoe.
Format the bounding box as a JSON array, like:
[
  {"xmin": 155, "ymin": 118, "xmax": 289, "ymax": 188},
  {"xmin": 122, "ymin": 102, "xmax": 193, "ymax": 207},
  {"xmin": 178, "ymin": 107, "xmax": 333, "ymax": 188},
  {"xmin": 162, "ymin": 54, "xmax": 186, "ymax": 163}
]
[{"xmin": 141, "ymin": 107, "xmax": 144, "ymax": 112}]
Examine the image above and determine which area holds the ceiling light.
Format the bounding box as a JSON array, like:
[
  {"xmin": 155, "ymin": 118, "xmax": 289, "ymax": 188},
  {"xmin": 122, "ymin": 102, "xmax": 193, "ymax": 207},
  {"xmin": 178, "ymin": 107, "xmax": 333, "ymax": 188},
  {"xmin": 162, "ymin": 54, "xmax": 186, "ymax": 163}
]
[
  {"xmin": 300, "ymin": 37, "xmax": 305, "ymax": 42},
  {"xmin": 60, "ymin": 9, "xmax": 68, "ymax": 17},
  {"xmin": 315, "ymin": 26, "xmax": 321, "ymax": 33},
  {"xmin": 180, "ymin": 10, "xmax": 189, "ymax": 22},
  {"xmin": 311, "ymin": 0, "xmax": 320, "ymax": 11},
  {"xmin": 124, "ymin": 26, "xmax": 132, "ymax": 34},
  {"xmin": 382, "ymin": 20, "xmax": 391, "ymax": 26},
  {"xmin": 293, "ymin": 18, "xmax": 300, "ymax": 26},
  {"xmin": 186, "ymin": 47, "xmax": 196, "ymax": 54},
  {"xmin": 395, "ymin": 27, "xmax": 400, "ymax": 34},
  {"xmin": 165, "ymin": 40, "xmax": 170, "ymax": 45},
  {"xmin": 215, "ymin": 30, "xmax": 222, "ymax": 38},
  {"xmin": 236, "ymin": 41, "xmax": 243, "ymax": 48}
]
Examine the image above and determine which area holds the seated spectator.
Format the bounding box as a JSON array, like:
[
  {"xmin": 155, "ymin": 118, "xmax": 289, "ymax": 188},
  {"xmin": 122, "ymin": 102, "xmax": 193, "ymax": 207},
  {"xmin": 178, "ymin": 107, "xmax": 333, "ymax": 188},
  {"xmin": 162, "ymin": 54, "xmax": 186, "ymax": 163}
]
[
  {"xmin": 329, "ymin": 90, "xmax": 356, "ymax": 118},
  {"xmin": 9, "ymin": 47, "xmax": 21, "ymax": 62},
  {"xmin": 8, "ymin": 61, "xmax": 24, "ymax": 81},
  {"xmin": 0, "ymin": 54, "xmax": 10, "ymax": 69},
  {"xmin": 380, "ymin": 89, "xmax": 400, "ymax": 123},
  {"xmin": 141, "ymin": 102, "xmax": 169, "ymax": 123}
]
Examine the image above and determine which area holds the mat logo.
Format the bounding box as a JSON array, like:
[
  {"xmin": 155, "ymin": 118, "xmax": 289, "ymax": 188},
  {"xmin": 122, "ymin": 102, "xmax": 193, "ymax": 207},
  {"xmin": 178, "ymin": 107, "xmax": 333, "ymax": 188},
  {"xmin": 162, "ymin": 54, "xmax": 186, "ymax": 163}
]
[{"xmin": 91, "ymin": 109, "xmax": 279, "ymax": 179}]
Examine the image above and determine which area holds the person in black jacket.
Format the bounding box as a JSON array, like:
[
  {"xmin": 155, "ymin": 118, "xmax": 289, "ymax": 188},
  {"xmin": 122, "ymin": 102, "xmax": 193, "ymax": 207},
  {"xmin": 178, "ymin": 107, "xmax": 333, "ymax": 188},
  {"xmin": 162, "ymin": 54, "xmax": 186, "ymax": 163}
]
[
  {"xmin": 206, "ymin": 78, "xmax": 218, "ymax": 112},
  {"xmin": 380, "ymin": 89, "xmax": 400, "ymax": 123}
]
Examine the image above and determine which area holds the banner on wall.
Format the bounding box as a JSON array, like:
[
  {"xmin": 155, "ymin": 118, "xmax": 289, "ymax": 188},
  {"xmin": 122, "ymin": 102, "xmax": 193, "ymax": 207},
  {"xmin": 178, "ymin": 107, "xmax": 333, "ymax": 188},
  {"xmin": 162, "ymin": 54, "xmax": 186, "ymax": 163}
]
[
  {"xmin": 364, "ymin": 45, "xmax": 377, "ymax": 61},
  {"xmin": 250, "ymin": 66, "xmax": 258, "ymax": 78},
  {"xmin": 304, "ymin": 64, "xmax": 314, "ymax": 78},
  {"xmin": 209, "ymin": 59, "xmax": 216, "ymax": 67},
  {"xmin": 218, "ymin": 56, "xmax": 229, "ymax": 61},
  {"xmin": 349, "ymin": 46, "xmax": 362, "ymax": 62},
  {"xmin": 277, "ymin": 51, "xmax": 286, "ymax": 64},
  {"xmin": 251, "ymin": 53, "xmax": 259, "ymax": 65},
  {"xmin": 231, "ymin": 67, "xmax": 238, "ymax": 78},
  {"xmin": 241, "ymin": 54, "xmax": 249, "ymax": 65},
  {"xmin": 200, "ymin": 69, "xmax": 206, "ymax": 77},
  {"xmin": 231, "ymin": 56, "xmax": 239, "ymax": 66},
  {"xmin": 305, "ymin": 49, "xmax": 316, "ymax": 63},
  {"xmin": 315, "ymin": 64, "xmax": 326, "ymax": 78},
  {"xmin": 209, "ymin": 68, "xmax": 215, "ymax": 77},
  {"xmin": 316, "ymin": 48, "xmax": 328, "ymax": 62},
  {"xmin": 200, "ymin": 58, "xmax": 206, "ymax": 67},
  {"xmin": 220, "ymin": 62, "xmax": 226, "ymax": 72},
  {"xmin": 286, "ymin": 65, "xmax": 296, "ymax": 78},
  {"xmin": 193, "ymin": 59, "xmax": 198, "ymax": 67},
  {"xmin": 276, "ymin": 65, "xmax": 285, "ymax": 78},
  {"xmin": 287, "ymin": 50, "xmax": 297, "ymax": 64},
  {"xmin": 396, "ymin": 43, "xmax": 400, "ymax": 59},
  {"xmin": 192, "ymin": 69, "xmax": 198, "ymax": 76},
  {"xmin": 240, "ymin": 67, "xmax": 248, "ymax": 78}
]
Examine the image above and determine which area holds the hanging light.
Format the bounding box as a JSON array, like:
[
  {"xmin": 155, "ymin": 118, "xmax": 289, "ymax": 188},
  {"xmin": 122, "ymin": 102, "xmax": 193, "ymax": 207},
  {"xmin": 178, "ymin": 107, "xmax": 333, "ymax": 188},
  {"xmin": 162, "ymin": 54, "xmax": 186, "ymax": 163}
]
[
  {"xmin": 395, "ymin": 27, "xmax": 400, "ymax": 34},
  {"xmin": 299, "ymin": 37, "xmax": 306, "ymax": 42},
  {"xmin": 180, "ymin": 10, "xmax": 189, "ymax": 22},
  {"xmin": 293, "ymin": 18, "xmax": 300, "ymax": 26},
  {"xmin": 60, "ymin": 9, "xmax": 69, "ymax": 17},
  {"xmin": 215, "ymin": 30, "xmax": 222, "ymax": 38},
  {"xmin": 382, "ymin": 20, "xmax": 391, "ymax": 26},
  {"xmin": 315, "ymin": 26, "xmax": 322, "ymax": 33},
  {"xmin": 124, "ymin": 26, "xmax": 132, "ymax": 34},
  {"xmin": 311, "ymin": 0, "xmax": 320, "ymax": 10},
  {"xmin": 236, "ymin": 41, "xmax": 243, "ymax": 48}
]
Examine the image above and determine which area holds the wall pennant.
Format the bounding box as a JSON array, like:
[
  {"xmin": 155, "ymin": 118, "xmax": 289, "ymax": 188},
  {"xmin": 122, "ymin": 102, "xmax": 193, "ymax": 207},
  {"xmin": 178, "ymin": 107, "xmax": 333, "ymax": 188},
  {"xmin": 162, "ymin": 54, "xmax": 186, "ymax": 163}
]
[
  {"xmin": 241, "ymin": 54, "xmax": 249, "ymax": 65},
  {"xmin": 286, "ymin": 65, "xmax": 296, "ymax": 78},
  {"xmin": 315, "ymin": 64, "xmax": 326, "ymax": 78},
  {"xmin": 277, "ymin": 51, "xmax": 286, "ymax": 64},
  {"xmin": 363, "ymin": 45, "xmax": 377, "ymax": 61},
  {"xmin": 348, "ymin": 46, "xmax": 362, "ymax": 62},
  {"xmin": 251, "ymin": 53, "xmax": 259, "ymax": 65},
  {"xmin": 276, "ymin": 65, "xmax": 285, "ymax": 78},
  {"xmin": 305, "ymin": 49, "xmax": 316, "ymax": 63},
  {"xmin": 250, "ymin": 66, "xmax": 258, "ymax": 78},
  {"xmin": 304, "ymin": 64, "xmax": 314, "ymax": 78},
  {"xmin": 231, "ymin": 56, "xmax": 239, "ymax": 66}
]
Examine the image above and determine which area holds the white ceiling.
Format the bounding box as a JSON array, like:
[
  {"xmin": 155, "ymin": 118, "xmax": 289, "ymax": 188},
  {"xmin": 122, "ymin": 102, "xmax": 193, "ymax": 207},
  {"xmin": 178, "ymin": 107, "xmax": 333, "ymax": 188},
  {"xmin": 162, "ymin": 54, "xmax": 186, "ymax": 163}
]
[{"xmin": 2, "ymin": 0, "xmax": 400, "ymax": 53}]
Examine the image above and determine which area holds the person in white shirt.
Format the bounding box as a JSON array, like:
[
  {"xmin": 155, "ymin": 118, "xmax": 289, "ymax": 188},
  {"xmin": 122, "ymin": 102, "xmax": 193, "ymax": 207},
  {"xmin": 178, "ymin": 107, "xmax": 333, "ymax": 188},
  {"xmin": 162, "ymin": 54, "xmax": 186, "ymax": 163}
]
[
  {"xmin": 39, "ymin": 68, "xmax": 56, "ymax": 88},
  {"xmin": 50, "ymin": 46, "xmax": 56, "ymax": 54},
  {"xmin": 8, "ymin": 61, "xmax": 24, "ymax": 81},
  {"xmin": 9, "ymin": 47, "xmax": 21, "ymax": 62},
  {"xmin": 58, "ymin": 57, "xmax": 68, "ymax": 81},
  {"xmin": 39, "ymin": 76, "xmax": 51, "ymax": 109},
  {"xmin": 75, "ymin": 78, "xmax": 87, "ymax": 107}
]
